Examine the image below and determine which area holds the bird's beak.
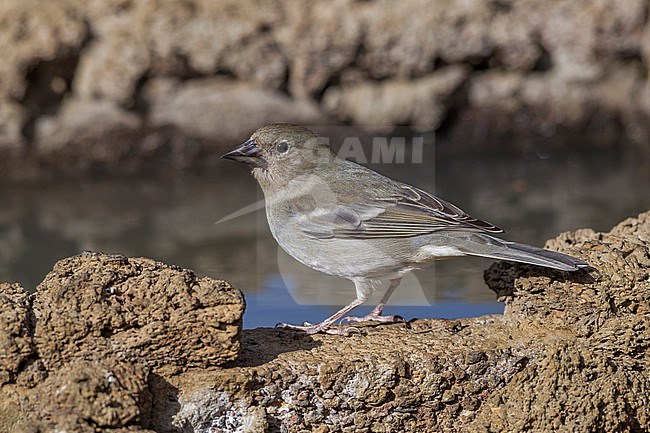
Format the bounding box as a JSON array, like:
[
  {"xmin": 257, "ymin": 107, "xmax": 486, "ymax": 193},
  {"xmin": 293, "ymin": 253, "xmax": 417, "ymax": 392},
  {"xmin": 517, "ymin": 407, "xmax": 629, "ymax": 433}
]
[{"xmin": 221, "ymin": 138, "xmax": 268, "ymax": 169}]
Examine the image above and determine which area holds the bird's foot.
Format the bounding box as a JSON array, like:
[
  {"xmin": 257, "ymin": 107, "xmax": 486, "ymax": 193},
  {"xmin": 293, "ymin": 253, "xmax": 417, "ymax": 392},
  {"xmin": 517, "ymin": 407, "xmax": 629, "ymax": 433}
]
[
  {"xmin": 343, "ymin": 313, "xmax": 405, "ymax": 324},
  {"xmin": 276, "ymin": 321, "xmax": 360, "ymax": 336}
]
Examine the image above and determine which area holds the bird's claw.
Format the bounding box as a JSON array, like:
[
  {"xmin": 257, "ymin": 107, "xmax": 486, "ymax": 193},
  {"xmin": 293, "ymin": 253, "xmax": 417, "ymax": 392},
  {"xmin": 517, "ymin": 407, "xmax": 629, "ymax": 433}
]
[{"xmin": 276, "ymin": 321, "xmax": 361, "ymax": 336}]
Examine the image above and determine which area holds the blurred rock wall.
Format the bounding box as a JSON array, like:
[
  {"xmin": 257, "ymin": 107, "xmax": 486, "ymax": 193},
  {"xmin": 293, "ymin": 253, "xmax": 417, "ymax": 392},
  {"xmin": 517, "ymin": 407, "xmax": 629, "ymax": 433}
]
[{"xmin": 1, "ymin": 0, "xmax": 649, "ymax": 178}]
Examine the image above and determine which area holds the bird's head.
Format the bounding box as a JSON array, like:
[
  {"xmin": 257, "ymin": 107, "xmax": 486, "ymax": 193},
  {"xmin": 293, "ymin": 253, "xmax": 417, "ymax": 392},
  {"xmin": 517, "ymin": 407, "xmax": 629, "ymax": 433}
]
[{"xmin": 222, "ymin": 123, "xmax": 334, "ymax": 189}]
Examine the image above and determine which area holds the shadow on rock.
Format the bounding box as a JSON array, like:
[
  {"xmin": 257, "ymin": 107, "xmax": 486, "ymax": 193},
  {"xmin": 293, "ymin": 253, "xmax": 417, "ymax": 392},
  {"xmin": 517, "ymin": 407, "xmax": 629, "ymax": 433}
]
[
  {"xmin": 147, "ymin": 373, "xmax": 181, "ymax": 433},
  {"xmin": 232, "ymin": 328, "xmax": 322, "ymax": 368}
]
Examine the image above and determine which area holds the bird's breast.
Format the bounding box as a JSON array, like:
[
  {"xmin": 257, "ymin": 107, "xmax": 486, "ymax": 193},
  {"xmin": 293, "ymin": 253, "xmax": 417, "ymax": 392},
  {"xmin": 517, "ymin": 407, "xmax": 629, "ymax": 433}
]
[{"xmin": 265, "ymin": 207, "xmax": 426, "ymax": 279}]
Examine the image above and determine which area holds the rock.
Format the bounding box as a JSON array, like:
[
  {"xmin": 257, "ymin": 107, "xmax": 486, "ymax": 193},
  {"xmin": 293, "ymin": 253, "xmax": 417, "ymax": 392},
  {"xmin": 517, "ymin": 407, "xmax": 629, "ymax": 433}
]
[
  {"xmin": 485, "ymin": 213, "xmax": 650, "ymax": 336},
  {"xmin": 1, "ymin": 252, "xmax": 244, "ymax": 432},
  {"xmin": 0, "ymin": 283, "xmax": 33, "ymax": 386},
  {"xmin": 24, "ymin": 357, "xmax": 152, "ymax": 431},
  {"xmin": 0, "ymin": 1, "xmax": 87, "ymax": 101},
  {"xmin": 160, "ymin": 320, "xmax": 541, "ymax": 432},
  {"xmin": 34, "ymin": 97, "xmax": 142, "ymax": 152},
  {"xmin": 32, "ymin": 252, "xmax": 245, "ymax": 374},
  {"xmin": 144, "ymin": 77, "xmax": 324, "ymax": 143},
  {"xmin": 459, "ymin": 63, "xmax": 646, "ymax": 151},
  {"xmin": 1, "ymin": 212, "xmax": 649, "ymax": 432},
  {"xmin": 159, "ymin": 210, "xmax": 648, "ymax": 432},
  {"xmin": 323, "ymin": 66, "xmax": 468, "ymax": 132},
  {"xmin": 474, "ymin": 211, "xmax": 650, "ymax": 431},
  {"xmin": 25, "ymin": 97, "xmax": 181, "ymax": 178},
  {"xmin": 172, "ymin": 388, "xmax": 268, "ymax": 433},
  {"xmin": 0, "ymin": 102, "xmax": 25, "ymax": 148},
  {"xmin": 470, "ymin": 340, "xmax": 649, "ymax": 432},
  {"xmin": 74, "ymin": 0, "xmax": 285, "ymax": 104},
  {"xmin": 1, "ymin": 0, "xmax": 650, "ymax": 179}
]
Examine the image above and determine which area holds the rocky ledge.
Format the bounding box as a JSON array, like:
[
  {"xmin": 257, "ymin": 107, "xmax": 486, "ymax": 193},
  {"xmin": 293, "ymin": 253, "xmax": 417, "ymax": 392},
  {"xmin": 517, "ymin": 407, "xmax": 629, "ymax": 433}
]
[
  {"xmin": 2, "ymin": 0, "xmax": 650, "ymax": 180},
  {"xmin": 1, "ymin": 211, "xmax": 649, "ymax": 432}
]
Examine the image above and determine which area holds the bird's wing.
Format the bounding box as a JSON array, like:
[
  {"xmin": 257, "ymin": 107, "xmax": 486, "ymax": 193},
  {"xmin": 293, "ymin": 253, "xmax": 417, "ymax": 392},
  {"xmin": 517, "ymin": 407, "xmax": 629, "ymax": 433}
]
[{"xmin": 301, "ymin": 184, "xmax": 503, "ymax": 239}]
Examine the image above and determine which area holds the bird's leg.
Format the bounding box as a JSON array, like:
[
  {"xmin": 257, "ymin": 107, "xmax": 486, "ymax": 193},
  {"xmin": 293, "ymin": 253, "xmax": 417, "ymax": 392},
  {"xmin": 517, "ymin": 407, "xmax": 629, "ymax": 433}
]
[
  {"xmin": 344, "ymin": 278, "xmax": 404, "ymax": 324},
  {"xmin": 277, "ymin": 279, "xmax": 373, "ymax": 335}
]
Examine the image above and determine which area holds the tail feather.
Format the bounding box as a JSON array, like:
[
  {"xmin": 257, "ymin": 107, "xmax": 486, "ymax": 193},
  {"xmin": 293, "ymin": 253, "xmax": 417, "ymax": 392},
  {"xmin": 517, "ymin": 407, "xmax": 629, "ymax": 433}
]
[{"xmin": 458, "ymin": 234, "xmax": 588, "ymax": 271}]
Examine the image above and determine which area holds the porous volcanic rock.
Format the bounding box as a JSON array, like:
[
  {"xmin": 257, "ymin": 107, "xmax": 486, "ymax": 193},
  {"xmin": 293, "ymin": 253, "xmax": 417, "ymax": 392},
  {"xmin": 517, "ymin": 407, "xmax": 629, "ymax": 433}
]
[
  {"xmin": 1, "ymin": 211, "xmax": 648, "ymax": 432},
  {"xmin": 32, "ymin": 252, "xmax": 245, "ymax": 374},
  {"xmin": 0, "ymin": 283, "xmax": 33, "ymax": 386},
  {"xmin": 161, "ymin": 210, "xmax": 649, "ymax": 432}
]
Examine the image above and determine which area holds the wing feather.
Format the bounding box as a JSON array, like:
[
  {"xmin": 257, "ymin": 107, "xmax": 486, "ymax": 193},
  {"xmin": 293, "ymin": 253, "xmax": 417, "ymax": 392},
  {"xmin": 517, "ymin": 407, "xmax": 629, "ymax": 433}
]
[{"xmin": 302, "ymin": 184, "xmax": 503, "ymax": 239}]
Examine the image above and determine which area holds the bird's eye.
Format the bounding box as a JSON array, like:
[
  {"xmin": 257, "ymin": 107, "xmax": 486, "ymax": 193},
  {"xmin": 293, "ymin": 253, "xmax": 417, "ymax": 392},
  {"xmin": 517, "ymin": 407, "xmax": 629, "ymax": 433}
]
[{"xmin": 276, "ymin": 141, "xmax": 289, "ymax": 153}]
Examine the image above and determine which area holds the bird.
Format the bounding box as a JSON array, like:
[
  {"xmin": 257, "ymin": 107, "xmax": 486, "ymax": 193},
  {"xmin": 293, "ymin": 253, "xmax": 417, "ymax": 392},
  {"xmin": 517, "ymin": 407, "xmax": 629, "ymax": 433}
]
[{"xmin": 222, "ymin": 123, "xmax": 588, "ymax": 335}]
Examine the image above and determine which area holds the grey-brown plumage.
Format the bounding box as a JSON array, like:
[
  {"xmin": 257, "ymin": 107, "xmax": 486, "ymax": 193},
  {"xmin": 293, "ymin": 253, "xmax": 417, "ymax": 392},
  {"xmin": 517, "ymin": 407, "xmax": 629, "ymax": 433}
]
[{"xmin": 223, "ymin": 124, "xmax": 588, "ymax": 335}]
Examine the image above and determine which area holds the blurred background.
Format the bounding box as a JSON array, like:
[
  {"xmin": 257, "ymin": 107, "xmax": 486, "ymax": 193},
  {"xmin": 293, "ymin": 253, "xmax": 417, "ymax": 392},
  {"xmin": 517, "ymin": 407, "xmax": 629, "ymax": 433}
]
[{"xmin": 1, "ymin": 0, "xmax": 649, "ymax": 328}]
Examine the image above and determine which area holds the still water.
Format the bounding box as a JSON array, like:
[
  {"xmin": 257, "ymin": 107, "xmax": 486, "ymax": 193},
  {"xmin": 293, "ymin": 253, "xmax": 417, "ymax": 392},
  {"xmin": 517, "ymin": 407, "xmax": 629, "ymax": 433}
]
[{"xmin": 1, "ymin": 146, "xmax": 648, "ymax": 329}]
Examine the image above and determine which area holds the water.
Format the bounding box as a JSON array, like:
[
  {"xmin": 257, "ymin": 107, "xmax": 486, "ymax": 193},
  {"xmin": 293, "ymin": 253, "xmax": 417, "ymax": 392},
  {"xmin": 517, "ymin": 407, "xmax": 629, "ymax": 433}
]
[{"xmin": 1, "ymin": 146, "xmax": 648, "ymax": 329}]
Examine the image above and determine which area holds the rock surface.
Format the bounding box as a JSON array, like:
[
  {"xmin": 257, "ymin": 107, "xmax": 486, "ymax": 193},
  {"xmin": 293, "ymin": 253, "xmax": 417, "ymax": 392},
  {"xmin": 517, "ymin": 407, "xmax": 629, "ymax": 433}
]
[
  {"xmin": 1, "ymin": 211, "xmax": 649, "ymax": 431},
  {"xmin": 25, "ymin": 357, "xmax": 151, "ymax": 431},
  {"xmin": 33, "ymin": 252, "xmax": 245, "ymax": 374},
  {"xmin": 1, "ymin": 0, "xmax": 649, "ymax": 179},
  {"xmin": 0, "ymin": 252, "xmax": 244, "ymax": 432},
  {"xmin": 477, "ymin": 215, "xmax": 650, "ymax": 432},
  {"xmin": 0, "ymin": 283, "xmax": 33, "ymax": 386},
  {"xmin": 144, "ymin": 78, "xmax": 322, "ymax": 143},
  {"xmin": 166, "ymin": 204, "xmax": 650, "ymax": 432}
]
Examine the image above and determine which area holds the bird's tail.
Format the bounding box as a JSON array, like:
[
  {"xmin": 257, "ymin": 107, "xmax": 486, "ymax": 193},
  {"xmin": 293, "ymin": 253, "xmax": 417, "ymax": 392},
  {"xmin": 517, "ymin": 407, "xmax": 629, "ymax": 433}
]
[{"xmin": 457, "ymin": 233, "xmax": 588, "ymax": 271}]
